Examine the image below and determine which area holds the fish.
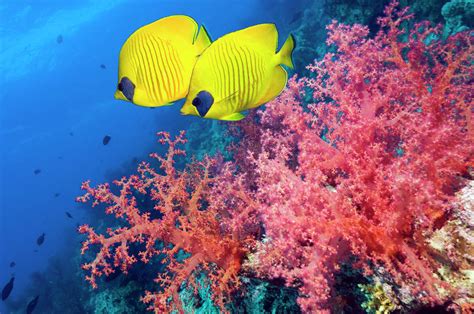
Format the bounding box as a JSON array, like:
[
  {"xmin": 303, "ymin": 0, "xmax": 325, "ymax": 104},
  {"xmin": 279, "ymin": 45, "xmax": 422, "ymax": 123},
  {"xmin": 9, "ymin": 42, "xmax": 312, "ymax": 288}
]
[
  {"xmin": 26, "ymin": 295, "xmax": 39, "ymax": 314},
  {"xmin": 2, "ymin": 277, "xmax": 14, "ymax": 301},
  {"xmin": 180, "ymin": 24, "xmax": 295, "ymax": 121},
  {"xmin": 69, "ymin": 132, "xmax": 74, "ymax": 136},
  {"xmin": 33, "ymin": 169, "xmax": 41, "ymax": 175},
  {"xmin": 54, "ymin": 193, "xmax": 60, "ymax": 197},
  {"xmin": 114, "ymin": 15, "xmax": 211, "ymax": 108},
  {"xmin": 57, "ymin": 35, "xmax": 63, "ymax": 44},
  {"xmin": 103, "ymin": 135, "xmax": 111, "ymax": 145},
  {"xmin": 100, "ymin": 64, "xmax": 106, "ymax": 69},
  {"xmin": 10, "ymin": 261, "xmax": 16, "ymax": 268},
  {"xmin": 65, "ymin": 211, "xmax": 73, "ymax": 219},
  {"xmin": 36, "ymin": 233, "xmax": 45, "ymax": 246}
]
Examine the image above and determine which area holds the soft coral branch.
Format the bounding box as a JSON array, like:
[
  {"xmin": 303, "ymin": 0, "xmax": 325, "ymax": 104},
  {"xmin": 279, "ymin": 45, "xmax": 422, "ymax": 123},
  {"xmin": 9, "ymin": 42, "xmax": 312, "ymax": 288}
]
[
  {"xmin": 236, "ymin": 1, "xmax": 472, "ymax": 311},
  {"xmin": 78, "ymin": 131, "xmax": 255, "ymax": 313}
]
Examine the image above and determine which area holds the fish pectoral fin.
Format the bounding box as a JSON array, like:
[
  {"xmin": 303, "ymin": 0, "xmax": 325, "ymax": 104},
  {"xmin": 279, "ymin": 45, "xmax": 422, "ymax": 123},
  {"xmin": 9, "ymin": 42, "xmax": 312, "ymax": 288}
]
[
  {"xmin": 253, "ymin": 66, "xmax": 288, "ymax": 108},
  {"xmin": 220, "ymin": 112, "xmax": 246, "ymax": 121}
]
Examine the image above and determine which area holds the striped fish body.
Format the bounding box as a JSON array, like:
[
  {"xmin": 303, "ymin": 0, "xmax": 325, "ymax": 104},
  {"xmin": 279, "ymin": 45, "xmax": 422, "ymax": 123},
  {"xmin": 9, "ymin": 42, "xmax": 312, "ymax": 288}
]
[
  {"xmin": 115, "ymin": 15, "xmax": 211, "ymax": 107},
  {"xmin": 181, "ymin": 23, "xmax": 294, "ymax": 121}
]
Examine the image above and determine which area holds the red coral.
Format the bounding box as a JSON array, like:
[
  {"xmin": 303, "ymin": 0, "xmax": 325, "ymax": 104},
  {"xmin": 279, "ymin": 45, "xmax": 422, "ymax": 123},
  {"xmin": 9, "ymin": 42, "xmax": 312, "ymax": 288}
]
[
  {"xmin": 77, "ymin": 131, "xmax": 254, "ymax": 313},
  {"xmin": 235, "ymin": 1, "xmax": 472, "ymax": 311},
  {"xmin": 79, "ymin": 2, "xmax": 472, "ymax": 312}
]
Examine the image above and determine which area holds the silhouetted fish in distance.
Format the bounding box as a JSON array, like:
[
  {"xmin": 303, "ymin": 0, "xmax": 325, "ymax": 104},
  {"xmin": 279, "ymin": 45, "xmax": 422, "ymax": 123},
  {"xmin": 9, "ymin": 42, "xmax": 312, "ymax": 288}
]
[
  {"xmin": 57, "ymin": 35, "xmax": 63, "ymax": 43},
  {"xmin": 54, "ymin": 193, "xmax": 60, "ymax": 197},
  {"xmin": 69, "ymin": 132, "xmax": 74, "ymax": 136},
  {"xmin": 9, "ymin": 261, "xmax": 15, "ymax": 267},
  {"xmin": 65, "ymin": 212, "xmax": 73, "ymax": 219},
  {"xmin": 103, "ymin": 135, "xmax": 111, "ymax": 145},
  {"xmin": 100, "ymin": 64, "xmax": 106, "ymax": 69},
  {"xmin": 36, "ymin": 233, "xmax": 45, "ymax": 246},
  {"xmin": 33, "ymin": 169, "xmax": 41, "ymax": 175},
  {"xmin": 26, "ymin": 295, "xmax": 39, "ymax": 314},
  {"xmin": 2, "ymin": 277, "xmax": 14, "ymax": 301}
]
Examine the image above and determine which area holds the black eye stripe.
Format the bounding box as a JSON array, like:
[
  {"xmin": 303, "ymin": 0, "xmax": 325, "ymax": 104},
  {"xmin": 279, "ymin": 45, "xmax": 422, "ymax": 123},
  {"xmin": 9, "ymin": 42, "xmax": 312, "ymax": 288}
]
[
  {"xmin": 118, "ymin": 77, "xmax": 135, "ymax": 102},
  {"xmin": 192, "ymin": 91, "xmax": 214, "ymax": 117}
]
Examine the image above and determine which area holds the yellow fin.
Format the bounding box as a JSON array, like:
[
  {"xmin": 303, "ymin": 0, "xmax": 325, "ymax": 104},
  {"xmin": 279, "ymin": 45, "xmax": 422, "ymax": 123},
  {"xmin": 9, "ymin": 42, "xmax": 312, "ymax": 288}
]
[
  {"xmin": 277, "ymin": 34, "xmax": 295, "ymax": 69},
  {"xmin": 254, "ymin": 66, "xmax": 287, "ymax": 107},
  {"xmin": 194, "ymin": 25, "xmax": 212, "ymax": 54},
  {"xmin": 226, "ymin": 23, "xmax": 278, "ymax": 52},
  {"xmin": 220, "ymin": 112, "xmax": 246, "ymax": 121},
  {"xmin": 140, "ymin": 15, "xmax": 198, "ymax": 42}
]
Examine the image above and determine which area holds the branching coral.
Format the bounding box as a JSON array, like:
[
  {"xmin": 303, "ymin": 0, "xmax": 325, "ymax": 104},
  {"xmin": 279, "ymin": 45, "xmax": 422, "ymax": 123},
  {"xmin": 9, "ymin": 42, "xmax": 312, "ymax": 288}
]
[
  {"xmin": 78, "ymin": 1, "xmax": 472, "ymax": 313},
  {"xmin": 77, "ymin": 131, "xmax": 255, "ymax": 313},
  {"xmin": 235, "ymin": 1, "xmax": 472, "ymax": 312}
]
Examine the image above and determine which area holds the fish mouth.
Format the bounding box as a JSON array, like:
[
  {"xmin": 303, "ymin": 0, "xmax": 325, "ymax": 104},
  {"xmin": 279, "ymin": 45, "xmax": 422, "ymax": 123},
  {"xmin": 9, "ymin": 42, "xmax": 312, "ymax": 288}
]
[{"xmin": 180, "ymin": 102, "xmax": 198, "ymax": 116}]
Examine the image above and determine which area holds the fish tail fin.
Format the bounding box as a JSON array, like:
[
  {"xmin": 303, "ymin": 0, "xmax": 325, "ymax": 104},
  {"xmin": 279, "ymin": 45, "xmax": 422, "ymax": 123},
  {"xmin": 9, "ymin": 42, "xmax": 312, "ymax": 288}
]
[
  {"xmin": 277, "ymin": 34, "xmax": 295, "ymax": 69},
  {"xmin": 194, "ymin": 25, "xmax": 212, "ymax": 54}
]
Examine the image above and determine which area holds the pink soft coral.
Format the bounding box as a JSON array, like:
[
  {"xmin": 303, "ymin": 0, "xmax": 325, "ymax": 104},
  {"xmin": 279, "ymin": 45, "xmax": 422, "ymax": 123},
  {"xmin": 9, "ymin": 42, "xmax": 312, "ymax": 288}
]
[
  {"xmin": 235, "ymin": 1, "xmax": 472, "ymax": 311},
  {"xmin": 77, "ymin": 131, "xmax": 254, "ymax": 313}
]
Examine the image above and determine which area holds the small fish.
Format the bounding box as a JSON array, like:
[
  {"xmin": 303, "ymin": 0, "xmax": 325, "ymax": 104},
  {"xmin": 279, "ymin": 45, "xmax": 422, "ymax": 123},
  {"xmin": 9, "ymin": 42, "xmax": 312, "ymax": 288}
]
[
  {"xmin": 2, "ymin": 277, "xmax": 14, "ymax": 301},
  {"xmin": 36, "ymin": 233, "xmax": 45, "ymax": 246},
  {"xmin": 26, "ymin": 295, "xmax": 39, "ymax": 314},
  {"xmin": 65, "ymin": 211, "xmax": 73, "ymax": 219},
  {"xmin": 100, "ymin": 64, "xmax": 106, "ymax": 69},
  {"xmin": 54, "ymin": 193, "xmax": 60, "ymax": 197},
  {"xmin": 181, "ymin": 24, "xmax": 295, "ymax": 121},
  {"xmin": 33, "ymin": 169, "xmax": 41, "ymax": 175},
  {"xmin": 10, "ymin": 261, "xmax": 15, "ymax": 268},
  {"xmin": 58, "ymin": 156, "xmax": 63, "ymax": 160},
  {"xmin": 114, "ymin": 15, "xmax": 211, "ymax": 107},
  {"xmin": 56, "ymin": 35, "xmax": 63, "ymax": 44},
  {"xmin": 103, "ymin": 135, "xmax": 111, "ymax": 145},
  {"xmin": 69, "ymin": 132, "xmax": 74, "ymax": 136},
  {"xmin": 290, "ymin": 10, "xmax": 303, "ymax": 24}
]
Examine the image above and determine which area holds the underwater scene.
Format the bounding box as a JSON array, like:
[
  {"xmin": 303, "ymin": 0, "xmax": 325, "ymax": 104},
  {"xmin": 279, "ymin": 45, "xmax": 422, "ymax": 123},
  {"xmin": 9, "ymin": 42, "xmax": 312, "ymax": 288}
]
[{"xmin": 0, "ymin": 0, "xmax": 472, "ymax": 313}]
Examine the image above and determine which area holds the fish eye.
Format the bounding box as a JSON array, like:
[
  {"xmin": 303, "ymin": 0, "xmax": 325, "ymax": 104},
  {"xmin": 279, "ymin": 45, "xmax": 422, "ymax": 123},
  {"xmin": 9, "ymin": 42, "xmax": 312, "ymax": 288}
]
[{"xmin": 192, "ymin": 97, "xmax": 202, "ymax": 107}]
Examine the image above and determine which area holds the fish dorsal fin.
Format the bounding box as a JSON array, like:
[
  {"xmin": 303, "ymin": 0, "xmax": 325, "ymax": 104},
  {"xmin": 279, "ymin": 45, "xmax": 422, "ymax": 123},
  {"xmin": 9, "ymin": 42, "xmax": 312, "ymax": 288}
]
[
  {"xmin": 194, "ymin": 25, "xmax": 212, "ymax": 54},
  {"xmin": 225, "ymin": 23, "xmax": 278, "ymax": 52},
  {"xmin": 139, "ymin": 15, "xmax": 198, "ymax": 43},
  {"xmin": 253, "ymin": 66, "xmax": 287, "ymax": 108}
]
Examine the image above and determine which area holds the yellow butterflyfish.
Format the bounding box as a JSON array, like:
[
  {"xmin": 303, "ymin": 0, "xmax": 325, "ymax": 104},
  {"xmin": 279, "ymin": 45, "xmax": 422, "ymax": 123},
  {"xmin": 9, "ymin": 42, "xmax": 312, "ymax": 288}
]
[
  {"xmin": 180, "ymin": 23, "xmax": 295, "ymax": 121},
  {"xmin": 114, "ymin": 15, "xmax": 211, "ymax": 107}
]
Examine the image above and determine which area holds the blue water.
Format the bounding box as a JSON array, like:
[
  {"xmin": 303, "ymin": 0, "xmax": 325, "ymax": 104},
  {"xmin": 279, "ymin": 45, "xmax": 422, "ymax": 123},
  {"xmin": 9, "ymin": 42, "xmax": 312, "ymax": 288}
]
[{"xmin": 0, "ymin": 0, "xmax": 307, "ymax": 311}]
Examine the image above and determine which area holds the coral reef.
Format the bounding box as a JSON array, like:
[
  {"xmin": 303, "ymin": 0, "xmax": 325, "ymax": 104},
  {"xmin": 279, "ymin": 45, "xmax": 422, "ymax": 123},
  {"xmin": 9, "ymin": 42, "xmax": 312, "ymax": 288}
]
[
  {"xmin": 184, "ymin": 119, "xmax": 234, "ymax": 162},
  {"xmin": 290, "ymin": 0, "xmax": 461, "ymax": 72},
  {"xmin": 78, "ymin": 2, "xmax": 472, "ymax": 313},
  {"xmin": 441, "ymin": 0, "xmax": 474, "ymax": 37},
  {"xmin": 234, "ymin": 1, "xmax": 472, "ymax": 312},
  {"xmin": 77, "ymin": 131, "xmax": 256, "ymax": 313}
]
